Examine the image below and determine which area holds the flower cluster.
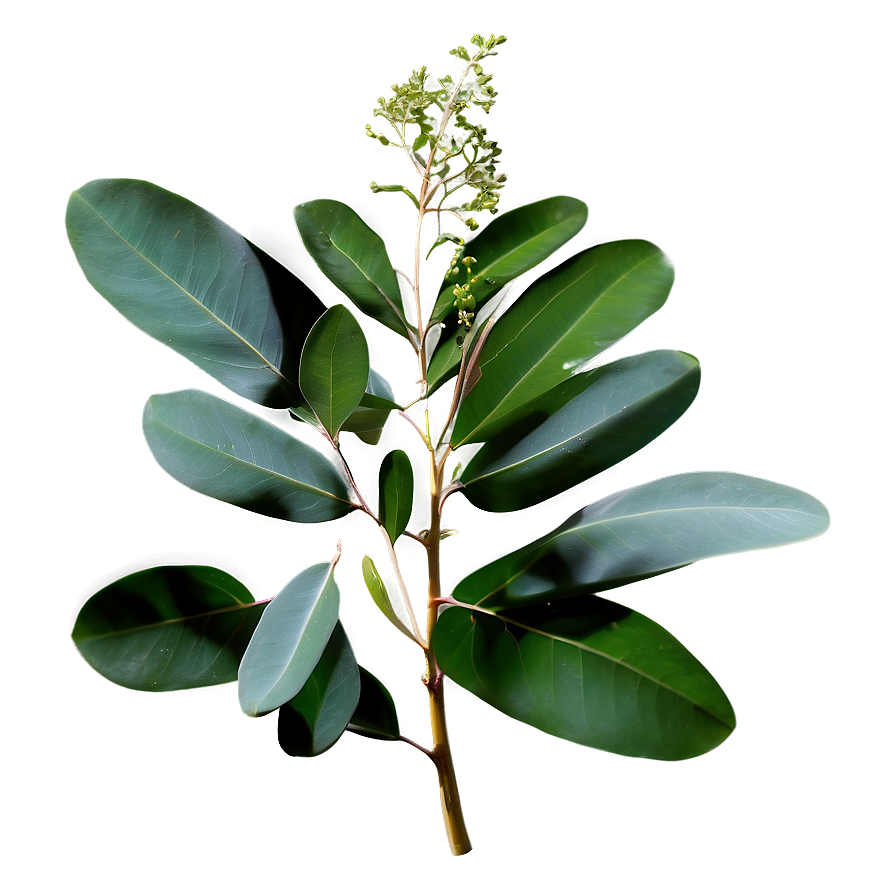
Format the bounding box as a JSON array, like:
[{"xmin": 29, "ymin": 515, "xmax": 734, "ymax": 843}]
[{"xmin": 366, "ymin": 34, "xmax": 507, "ymax": 229}]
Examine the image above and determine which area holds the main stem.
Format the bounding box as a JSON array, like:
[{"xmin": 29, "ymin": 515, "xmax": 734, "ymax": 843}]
[
  {"xmin": 423, "ymin": 455, "xmax": 472, "ymax": 855},
  {"xmin": 410, "ymin": 91, "xmax": 473, "ymax": 852}
]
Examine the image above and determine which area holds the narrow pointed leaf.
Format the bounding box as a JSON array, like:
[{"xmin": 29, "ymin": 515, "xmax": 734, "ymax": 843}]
[
  {"xmin": 66, "ymin": 179, "xmax": 305, "ymax": 407},
  {"xmin": 277, "ymin": 622, "xmax": 361, "ymax": 756},
  {"xmin": 299, "ymin": 305, "xmax": 370, "ymax": 439},
  {"xmin": 378, "ymin": 450, "xmax": 414, "ymax": 544},
  {"xmin": 460, "ymin": 351, "xmax": 700, "ymax": 511},
  {"xmin": 426, "ymin": 326, "xmax": 471, "ymax": 396},
  {"xmin": 294, "ymin": 199, "xmax": 414, "ymax": 342},
  {"xmin": 239, "ymin": 561, "xmax": 340, "ymax": 717},
  {"xmin": 72, "ymin": 566, "xmax": 266, "ymax": 691},
  {"xmin": 451, "ymin": 240, "xmax": 675, "ymax": 447},
  {"xmin": 361, "ymin": 555, "xmax": 417, "ymax": 642},
  {"xmin": 348, "ymin": 668, "xmax": 401, "ymax": 741},
  {"xmin": 432, "ymin": 596, "xmax": 735, "ymax": 760},
  {"xmin": 143, "ymin": 390, "xmax": 353, "ymax": 523},
  {"xmin": 426, "ymin": 197, "xmax": 588, "ymax": 387},
  {"xmin": 425, "ymin": 232, "xmax": 464, "ymax": 260},
  {"xmin": 455, "ymin": 472, "xmax": 830, "ymax": 610}
]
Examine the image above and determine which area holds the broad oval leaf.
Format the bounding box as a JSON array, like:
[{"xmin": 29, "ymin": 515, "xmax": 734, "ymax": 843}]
[
  {"xmin": 460, "ymin": 351, "xmax": 700, "ymax": 511},
  {"xmin": 299, "ymin": 305, "xmax": 370, "ymax": 439},
  {"xmin": 451, "ymin": 240, "xmax": 675, "ymax": 447},
  {"xmin": 455, "ymin": 472, "xmax": 830, "ymax": 610},
  {"xmin": 432, "ymin": 596, "xmax": 735, "ymax": 760},
  {"xmin": 66, "ymin": 179, "xmax": 303, "ymax": 407},
  {"xmin": 294, "ymin": 199, "xmax": 414, "ymax": 342},
  {"xmin": 143, "ymin": 390, "xmax": 354, "ymax": 523},
  {"xmin": 277, "ymin": 622, "xmax": 361, "ymax": 757},
  {"xmin": 347, "ymin": 667, "xmax": 401, "ymax": 741},
  {"xmin": 72, "ymin": 566, "xmax": 266, "ymax": 691},
  {"xmin": 238, "ymin": 561, "xmax": 340, "ymax": 717},
  {"xmin": 425, "ymin": 196, "xmax": 588, "ymax": 390},
  {"xmin": 378, "ymin": 450, "xmax": 414, "ymax": 544}
]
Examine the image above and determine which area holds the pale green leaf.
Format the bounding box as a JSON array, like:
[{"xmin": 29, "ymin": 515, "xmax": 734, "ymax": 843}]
[{"xmin": 143, "ymin": 390, "xmax": 354, "ymax": 523}]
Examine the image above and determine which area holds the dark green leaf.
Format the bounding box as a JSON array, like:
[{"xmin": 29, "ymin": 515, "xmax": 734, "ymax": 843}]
[
  {"xmin": 72, "ymin": 566, "xmax": 265, "ymax": 691},
  {"xmin": 455, "ymin": 472, "xmax": 831, "ymax": 609},
  {"xmin": 143, "ymin": 390, "xmax": 354, "ymax": 523},
  {"xmin": 299, "ymin": 305, "xmax": 370, "ymax": 439},
  {"xmin": 426, "ymin": 196, "xmax": 588, "ymax": 390},
  {"xmin": 294, "ymin": 199, "xmax": 414, "ymax": 342},
  {"xmin": 451, "ymin": 240, "xmax": 674, "ymax": 447},
  {"xmin": 348, "ymin": 668, "xmax": 401, "ymax": 741},
  {"xmin": 239, "ymin": 561, "xmax": 340, "ymax": 717},
  {"xmin": 432, "ymin": 596, "xmax": 735, "ymax": 760},
  {"xmin": 277, "ymin": 622, "xmax": 361, "ymax": 756},
  {"xmin": 66, "ymin": 179, "xmax": 303, "ymax": 407},
  {"xmin": 460, "ymin": 351, "xmax": 700, "ymax": 511},
  {"xmin": 378, "ymin": 450, "xmax": 414, "ymax": 544}
]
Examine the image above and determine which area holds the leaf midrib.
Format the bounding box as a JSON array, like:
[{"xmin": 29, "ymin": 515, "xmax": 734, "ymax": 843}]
[
  {"xmin": 71, "ymin": 191, "xmax": 290, "ymax": 388},
  {"xmin": 78, "ymin": 599, "xmax": 269, "ymax": 642},
  {"xmin": 456, "ymin": 606, "xmax": 733, "ymax": 729},
  {"xmin": 148, "ymin": 411, "xmax": 353, "ymax": 507},
  {"xmin": 463, "ymin": 369, "xmax": 689, "ymax": 487}
]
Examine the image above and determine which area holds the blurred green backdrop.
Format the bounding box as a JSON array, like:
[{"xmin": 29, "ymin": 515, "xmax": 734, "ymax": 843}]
[{"xmin": 2, "ymin": 2, "xmax": 894, "ymax": 896}]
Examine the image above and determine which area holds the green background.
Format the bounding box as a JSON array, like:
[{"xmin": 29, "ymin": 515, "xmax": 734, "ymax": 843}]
[{"xmin": 4, "ymin": 1, "xmax": 886, "ymax": 893}]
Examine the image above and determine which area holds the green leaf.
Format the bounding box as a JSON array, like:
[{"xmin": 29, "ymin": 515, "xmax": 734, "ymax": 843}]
[
  {"xmin": 426, "ymin": 196, "xmax": 588, "ymax": 389},
  {"xmin": 299, "ymin": 305, "xmax": 370, "ymax": 439},
  {"xmin": 426, "ymin": 327, "xmax": 467, "ymax": 395},
  {"xmin": 361, "ymin": 555, "xmax": 417, "ymax": 642},
  {"xmin": 72, "ymin": 566, "xmax": 266, "ymax": 691},
  {"xmin": 348, "ymin": 668, "xmax": 401, "ymax": 741},
  {"xmin": 143, "ymin": 390, "xmax": 354, "ymax": 523},
  {"xmin": 432, "ymin": 596, "xmax": 735, "ymax": 760},
  {"xmin": 425, "ymin": 232, "xmax": 464, "ymax": 260},
  {"xmin": 277, "ymin": 622, "xmax": 361, "ymax": 756},
  {"xmin": 357, "ymin": 369, "xmax": 401, "ymax": 410},
  {"xmin": 66, "ymin": 179, "xmax": 305, "ymax": 408},
  {"xmin": 460, "ymin": 351, "xmax": 701, "ymax": 511},
  {"xmin": 451, "ymin": 240, "xmax": 675, "ymax": 447},
  {"xmin": 455, "ymin": 472, "xmax": 831, "ymax": 610},
  {"xmin": 239, "ymin": 561, "xmax": 340, "ymax": 717},
  {"xmin": 294, "ymin": 199, "xmax": 414, "ymax": 343},
  {"xmin": 378, "ymin": 450, "xmax": 414, "ymax": 544}
]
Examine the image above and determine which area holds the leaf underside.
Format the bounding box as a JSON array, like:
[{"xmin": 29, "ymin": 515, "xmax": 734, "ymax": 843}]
[
  {"xmin": 455, "ymin": 472, "xmax": 831, "ymax": 609},
  {"xmin": 144, "ymin": 389, "xmax": 354, "ymax": 523},
  {"xmin": 238, "ymin": 562, "xmax": 340, "ymax": 717}
]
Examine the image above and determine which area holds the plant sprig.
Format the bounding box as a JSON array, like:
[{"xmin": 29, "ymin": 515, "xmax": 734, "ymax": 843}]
[{"xmin": 66, "ymin": 28, "xmax": 829, "ymax": 862}]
